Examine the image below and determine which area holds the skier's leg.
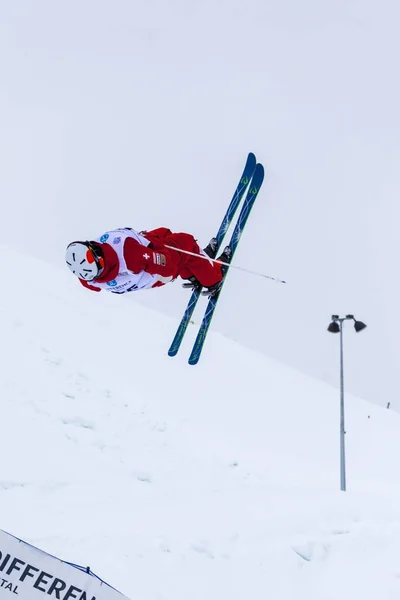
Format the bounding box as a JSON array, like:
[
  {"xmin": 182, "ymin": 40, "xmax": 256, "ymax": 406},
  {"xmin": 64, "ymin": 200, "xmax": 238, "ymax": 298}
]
[
  {"xmin": 202, "ymin": 246, "xmax": 232, "ymax": 297},
  {"xmin": 187, "ymin": 253, "xmax": 222, "ymax": 287},
  {"xmin": 165, "ymin": 232, "xmax": 223, "ymax": 287}
]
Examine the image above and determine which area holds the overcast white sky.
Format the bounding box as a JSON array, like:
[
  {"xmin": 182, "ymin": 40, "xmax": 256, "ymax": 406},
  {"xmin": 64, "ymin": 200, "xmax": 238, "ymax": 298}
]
[{"xmin": 1, "ymin": 0, "xmax": 399, "ymax": 407}]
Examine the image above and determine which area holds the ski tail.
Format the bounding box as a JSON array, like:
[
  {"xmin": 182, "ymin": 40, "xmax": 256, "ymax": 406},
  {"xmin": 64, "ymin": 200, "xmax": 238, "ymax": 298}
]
[
  {"xmin": 168, "ymin": 153, "xmax": 257, "ymax": 357},
  {"xmin": 188, "ymin": 163, "xmax": 265, "ymax": 365}
]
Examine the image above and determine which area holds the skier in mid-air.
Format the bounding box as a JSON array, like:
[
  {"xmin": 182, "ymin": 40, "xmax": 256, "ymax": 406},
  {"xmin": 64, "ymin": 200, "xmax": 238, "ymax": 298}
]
[{"xmin": 65, "ymin": 227, "xmax": 231, "ymax": 296}]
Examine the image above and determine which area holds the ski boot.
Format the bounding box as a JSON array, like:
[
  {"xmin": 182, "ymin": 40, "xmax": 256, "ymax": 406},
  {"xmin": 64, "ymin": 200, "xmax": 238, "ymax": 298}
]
[
  {"xmin": 202, "ymin": 245, "xmax": 232, "ymax": 298},
  {"xmin": 182, "ymin": 275, "xmax": 202, "ymax": 291},
  {"xmin": 203, "ymin": 237, "xmax": 218, "ymax": 259}
]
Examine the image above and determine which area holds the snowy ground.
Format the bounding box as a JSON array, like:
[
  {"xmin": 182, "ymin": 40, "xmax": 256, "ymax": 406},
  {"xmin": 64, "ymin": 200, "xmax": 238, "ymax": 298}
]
[{"xmin": 2, "ymin": 246, "xmax": 400, "ymax": 599}]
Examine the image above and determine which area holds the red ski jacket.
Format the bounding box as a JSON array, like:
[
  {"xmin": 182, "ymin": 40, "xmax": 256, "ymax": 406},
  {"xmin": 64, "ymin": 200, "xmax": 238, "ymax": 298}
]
[{"xmin": 80, "ymin": 227, "xmax": 222, "ymax": 292}]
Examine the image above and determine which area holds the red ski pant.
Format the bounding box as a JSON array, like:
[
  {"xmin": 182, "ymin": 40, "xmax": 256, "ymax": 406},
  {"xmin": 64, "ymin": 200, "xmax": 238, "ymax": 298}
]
[{"xmin": 144, "ymin": 228, "xmax": 223, "ymax": 287}]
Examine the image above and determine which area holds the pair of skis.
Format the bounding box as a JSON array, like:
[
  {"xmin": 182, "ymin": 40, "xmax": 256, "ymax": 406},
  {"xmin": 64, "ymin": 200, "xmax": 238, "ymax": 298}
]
[{"xmin": 168, "ymin": 153, "xmax": 265, "ymax": 365}]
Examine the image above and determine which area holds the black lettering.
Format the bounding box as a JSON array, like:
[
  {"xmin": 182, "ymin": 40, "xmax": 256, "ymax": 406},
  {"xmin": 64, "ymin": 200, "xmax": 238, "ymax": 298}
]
[
  {"xmin": 0, "ymin": 578, "xmax": 6, "ymax": 587},
  {"xmin": 47, "ymin": 578, "xmax": 67, "ymax": 598},
  {"xmin": 126, "ymin": 284, "xmax": 138, "ymax": 292},
  {"xmin": 20, "ymin": 564, "xmax": 39, "ymax": 582},
  {"xmin": 0, "ymin": 554, "xmax": 11, "ymax": 572},
  {"xmin": 33, "ymin": 571, "xmax": 53, "ymax": 592},
  {"xmin": 6, "ymin": 558, "xmax": 25, "ymax": 576},
  {"xmin": 63, "ymin": 585, "xmax": 81, "ymax": 600},
  {"xmin": 5, "ymin": 583, "xmax": 12, "ymax": 591},
  {"xmin": 79, "ymin": 593, "xmax": 96, "ymax": 600},
  {"xmin": 13, "ymin": 584, "xmax": 18, "ymax": 594}
]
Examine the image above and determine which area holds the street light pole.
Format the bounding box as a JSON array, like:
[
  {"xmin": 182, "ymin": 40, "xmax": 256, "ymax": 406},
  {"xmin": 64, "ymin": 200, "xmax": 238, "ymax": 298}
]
[
  {"xmin": 327, "ymin": 314, "xmax": 367, "ymax": 492},
  {"xmin": 339, "ymin": 319, "xmax": 346, "ymax": 492}
]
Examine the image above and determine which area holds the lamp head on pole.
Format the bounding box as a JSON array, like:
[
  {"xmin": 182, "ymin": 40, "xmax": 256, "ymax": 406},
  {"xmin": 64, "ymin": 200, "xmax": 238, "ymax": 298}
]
[
  {"xmin": 327, "ymin": 318, "xmax": 340, "ymax": 333},
  {"xmin": 346, "ymin": 314, "xmax": 367, "ymax": 333},
  {"xmin": 354, "ymin": 320, "xmax": 367, "ymax": 333}
]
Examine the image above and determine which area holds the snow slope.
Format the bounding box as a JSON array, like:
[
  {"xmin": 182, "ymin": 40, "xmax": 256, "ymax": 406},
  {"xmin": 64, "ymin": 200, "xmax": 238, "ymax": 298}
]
[
  {"xmin": 1, "ymin": 0, "xmax": 399, "ymax": 407},
  {"xmin": 2, "ymin": 246, "xmax": 400, "ymax": 599}
]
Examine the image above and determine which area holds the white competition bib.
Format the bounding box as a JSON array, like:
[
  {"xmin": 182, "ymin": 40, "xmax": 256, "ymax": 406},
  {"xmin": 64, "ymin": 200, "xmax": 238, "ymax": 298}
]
[{"xmin": 89, "ymin": 228, "xmax": 159, "ymax": 293}]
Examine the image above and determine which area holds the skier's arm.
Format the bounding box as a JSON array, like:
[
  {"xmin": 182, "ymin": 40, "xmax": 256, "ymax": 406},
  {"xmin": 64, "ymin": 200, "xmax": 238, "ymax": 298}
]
[
  {"xmin": 124, "ymin": 237, "xmax": 179, "ymax": 278},
  {"xmin": 79, "ymin": 279, "xmax": 101, "ymax": 292}
]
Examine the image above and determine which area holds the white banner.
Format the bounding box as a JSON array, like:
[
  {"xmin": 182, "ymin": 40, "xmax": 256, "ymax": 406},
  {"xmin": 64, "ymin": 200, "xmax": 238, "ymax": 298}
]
[{"xmin": 0, "ymin": 530, "xmax": 130, "ymax": 600}]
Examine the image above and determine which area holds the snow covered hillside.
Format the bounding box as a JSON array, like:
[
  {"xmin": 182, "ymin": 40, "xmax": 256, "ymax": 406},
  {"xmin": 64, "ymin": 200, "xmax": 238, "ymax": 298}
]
[
  {"xmin": 2, "ymin": 246, "xmax": 400, "ymax": 600},
  {"xmin": 1, "ymin": 0, "xmax": 399, "ymax": 407}
]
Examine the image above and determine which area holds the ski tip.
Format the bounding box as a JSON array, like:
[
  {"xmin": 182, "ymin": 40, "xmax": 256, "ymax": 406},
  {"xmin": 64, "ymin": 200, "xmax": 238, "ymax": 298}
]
[
  {"xmin": 168, "ymin": 348, "xmax": 178, "ymax": 357},
  {"xmin": 248, "ymin": 155, "xmax": 257, "ymax": 170},
  {"xmin": 254, "ymin": 163, "xmax": 265, "ymax": 185},
  {"xmin": 188, "ymin": 347, "xmax": 203, "ymax": 365}
]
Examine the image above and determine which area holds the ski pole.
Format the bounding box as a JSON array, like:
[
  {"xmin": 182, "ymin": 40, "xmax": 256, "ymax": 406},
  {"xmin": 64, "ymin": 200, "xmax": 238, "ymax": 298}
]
[{"xmin": 164, "ymin": 244, "xmax": 286, "ymax": 284}]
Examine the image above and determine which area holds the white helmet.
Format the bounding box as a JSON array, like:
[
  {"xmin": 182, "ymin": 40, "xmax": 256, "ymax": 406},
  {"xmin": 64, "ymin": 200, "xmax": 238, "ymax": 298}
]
[{"xmin": 65, "ymin": 241, "xmax": 104, "ymax": 281}]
